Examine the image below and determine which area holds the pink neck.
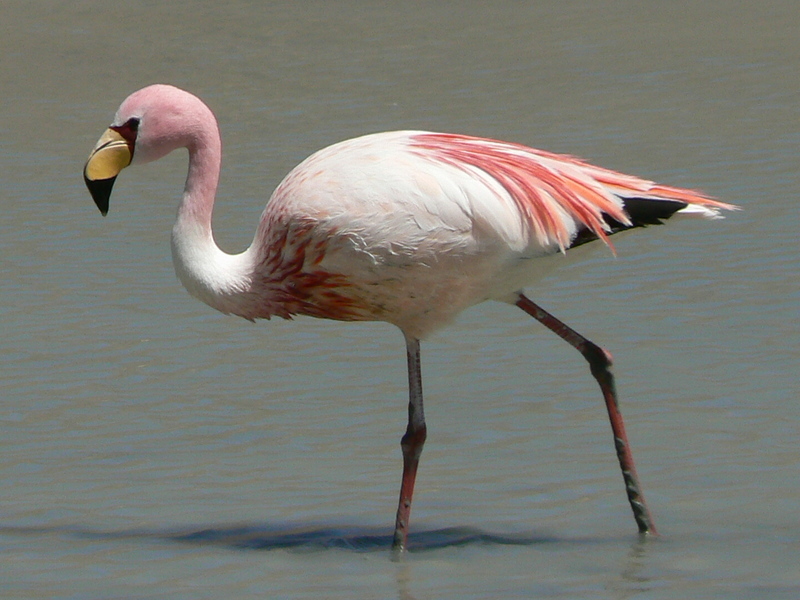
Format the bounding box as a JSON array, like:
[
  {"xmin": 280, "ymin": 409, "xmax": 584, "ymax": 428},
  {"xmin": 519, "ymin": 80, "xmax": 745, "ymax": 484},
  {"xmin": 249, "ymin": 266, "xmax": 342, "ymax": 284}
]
[{"xmin": 178, "ymin": 120, "xmax": 222, "ymax": 235}]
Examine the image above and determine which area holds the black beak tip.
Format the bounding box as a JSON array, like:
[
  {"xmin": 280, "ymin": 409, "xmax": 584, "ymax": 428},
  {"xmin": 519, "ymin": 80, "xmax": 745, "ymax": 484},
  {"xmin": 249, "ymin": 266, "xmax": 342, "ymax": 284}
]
[{"xmin": 84, "ymin": 172, "xmax": 114, "ymax": 217}]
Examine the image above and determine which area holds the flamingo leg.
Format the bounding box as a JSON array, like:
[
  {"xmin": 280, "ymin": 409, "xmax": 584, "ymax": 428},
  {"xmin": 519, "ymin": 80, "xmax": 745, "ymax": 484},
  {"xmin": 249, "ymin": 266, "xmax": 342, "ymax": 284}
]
[
  {"xmin": 515, "ymin": 293, "xmax": 657, "ymax": 536},
  {"xmin": 392, "ymin": 335, "xmax": 428, "ymax": 553}
]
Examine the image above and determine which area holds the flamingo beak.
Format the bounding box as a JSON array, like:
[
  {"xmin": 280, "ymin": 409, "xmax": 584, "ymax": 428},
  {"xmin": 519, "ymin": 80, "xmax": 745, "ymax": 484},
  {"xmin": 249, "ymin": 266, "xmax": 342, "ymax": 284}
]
[{"xmin": 84, "ymin": 128, "xmax": 133, "ymax": 216}]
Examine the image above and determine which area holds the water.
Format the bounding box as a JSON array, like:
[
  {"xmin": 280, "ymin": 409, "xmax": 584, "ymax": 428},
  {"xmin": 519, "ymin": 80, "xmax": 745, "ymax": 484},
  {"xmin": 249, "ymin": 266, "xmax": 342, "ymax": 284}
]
[{"xmin": 2, "ymin": 1, "xmax": 799, "ymax": 598}]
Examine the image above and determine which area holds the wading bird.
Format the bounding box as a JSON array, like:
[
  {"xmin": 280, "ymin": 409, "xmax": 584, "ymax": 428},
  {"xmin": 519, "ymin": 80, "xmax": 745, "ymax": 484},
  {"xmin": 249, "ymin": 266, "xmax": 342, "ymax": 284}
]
[{"xmin": 84, "ymin": 84, "xmax": 734, "ymax": 552}]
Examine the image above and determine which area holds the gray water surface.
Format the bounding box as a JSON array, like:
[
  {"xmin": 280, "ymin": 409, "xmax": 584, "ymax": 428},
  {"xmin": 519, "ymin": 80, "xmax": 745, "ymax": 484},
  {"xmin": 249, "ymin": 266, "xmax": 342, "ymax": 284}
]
[{"xmin": 1, "ymin": 2, "xmax": 799, "ymax": 599}]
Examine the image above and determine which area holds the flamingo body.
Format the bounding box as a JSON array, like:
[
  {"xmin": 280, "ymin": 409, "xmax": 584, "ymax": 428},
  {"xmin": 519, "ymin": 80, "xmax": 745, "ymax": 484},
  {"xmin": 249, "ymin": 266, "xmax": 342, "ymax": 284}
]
[
  {"xmin": 199, "ymin": 129, "xmax": 729, "ymax": 339},
  {"xmin": 249, "ymin": 131, "xmax": 558, "ymax": 336},
  {"xmin": 84, "ymin": 84, "xmax": 735, "ymax": 551}
]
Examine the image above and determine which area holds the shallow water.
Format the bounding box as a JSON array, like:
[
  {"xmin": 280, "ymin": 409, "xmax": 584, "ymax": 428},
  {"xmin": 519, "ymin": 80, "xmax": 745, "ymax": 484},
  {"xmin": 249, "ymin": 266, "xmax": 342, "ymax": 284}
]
[{"xmin": 1, "ymin": 1, "xmax": 799, "ymax": 598}]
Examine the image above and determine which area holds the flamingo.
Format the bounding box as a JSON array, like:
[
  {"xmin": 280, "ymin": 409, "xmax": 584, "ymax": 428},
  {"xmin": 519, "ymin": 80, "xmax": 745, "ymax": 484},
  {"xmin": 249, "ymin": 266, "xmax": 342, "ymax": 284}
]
[{"xmin": 83, "ymin": 84, "xmax": 735, "ymax": 552}]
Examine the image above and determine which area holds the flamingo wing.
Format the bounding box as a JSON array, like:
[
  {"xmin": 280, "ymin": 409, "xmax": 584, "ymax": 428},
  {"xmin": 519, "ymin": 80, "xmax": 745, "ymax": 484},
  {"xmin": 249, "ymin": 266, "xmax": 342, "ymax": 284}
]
[
  {"xmin": 408, "ymin": 132, "xmax": 734, "ymax": 254},
  {"xmin": 251, "ymin": 131, "xmax": 735, "ymax": 336}
]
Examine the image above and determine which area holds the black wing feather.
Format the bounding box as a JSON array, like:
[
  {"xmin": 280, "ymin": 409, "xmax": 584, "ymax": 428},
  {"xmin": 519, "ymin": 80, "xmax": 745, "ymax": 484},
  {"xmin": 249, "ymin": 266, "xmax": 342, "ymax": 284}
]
[{"xmin": 570, "ymin": 197, "xmax": 688, "ymax": 248}]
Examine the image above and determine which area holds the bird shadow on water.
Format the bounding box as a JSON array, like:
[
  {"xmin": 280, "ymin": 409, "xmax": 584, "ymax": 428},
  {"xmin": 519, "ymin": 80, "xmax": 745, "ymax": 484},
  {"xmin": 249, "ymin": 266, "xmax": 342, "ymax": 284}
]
[
  {"xmin": 169, "ymin": 523, "xmax": 557, "ymax": 553},
  {"xmin": 0, "ymin": 521, "xmax": 561, "ymax": 554}
]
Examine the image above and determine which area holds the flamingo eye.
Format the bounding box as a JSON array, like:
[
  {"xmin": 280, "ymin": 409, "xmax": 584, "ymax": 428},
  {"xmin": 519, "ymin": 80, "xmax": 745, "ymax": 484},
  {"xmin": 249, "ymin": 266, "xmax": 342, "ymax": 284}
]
[{"xmin": 111, "ymin": 117, "xmax": 140, "ymax": 142}]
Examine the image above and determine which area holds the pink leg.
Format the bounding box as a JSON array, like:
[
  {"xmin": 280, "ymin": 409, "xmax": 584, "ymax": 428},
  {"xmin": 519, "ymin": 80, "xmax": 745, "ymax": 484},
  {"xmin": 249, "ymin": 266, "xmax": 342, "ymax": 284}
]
[
  {"xmin": 516, "ymin": 293, "xmax": 657, "ymax": 535},
  {"xmin": 392, "ymin": 336, "xmax": 427, "ymax": 553}
]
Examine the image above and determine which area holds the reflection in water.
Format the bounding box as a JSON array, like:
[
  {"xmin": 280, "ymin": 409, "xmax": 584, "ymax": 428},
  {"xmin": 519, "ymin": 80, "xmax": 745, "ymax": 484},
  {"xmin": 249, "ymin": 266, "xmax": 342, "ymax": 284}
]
[
  {"xmin": 392, "ymin": 530, "xmax": 658, "ymax": 600},
  {"xmin": 395, "ymin": 563, "xmax": 417, "ymax": 600},
  {"xmin": 609, "ymin": 536, "xmax": 655, "ymax": 598}
]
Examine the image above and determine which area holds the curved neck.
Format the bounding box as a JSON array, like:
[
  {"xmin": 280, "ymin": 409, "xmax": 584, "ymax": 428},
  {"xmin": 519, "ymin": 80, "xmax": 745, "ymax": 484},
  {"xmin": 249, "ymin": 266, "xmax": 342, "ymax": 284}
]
[{"xmin": 170, "ymin": 121, "xmax": 256, "ymax": 317}]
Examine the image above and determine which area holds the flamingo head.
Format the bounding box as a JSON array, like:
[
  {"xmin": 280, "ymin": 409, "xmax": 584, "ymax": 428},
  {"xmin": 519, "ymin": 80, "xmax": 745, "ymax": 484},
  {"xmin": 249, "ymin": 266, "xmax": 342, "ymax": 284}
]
[{"xmin": 84, "ymin": 84, "xmax": 213, "ymax": 215}]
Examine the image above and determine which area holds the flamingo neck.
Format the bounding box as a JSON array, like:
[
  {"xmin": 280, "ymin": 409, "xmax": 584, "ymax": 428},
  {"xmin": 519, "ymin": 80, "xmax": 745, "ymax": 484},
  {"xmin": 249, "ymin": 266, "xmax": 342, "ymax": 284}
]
[{"xmin": 170, "ymin": 123, "xmax": 257, "ymax": 318}]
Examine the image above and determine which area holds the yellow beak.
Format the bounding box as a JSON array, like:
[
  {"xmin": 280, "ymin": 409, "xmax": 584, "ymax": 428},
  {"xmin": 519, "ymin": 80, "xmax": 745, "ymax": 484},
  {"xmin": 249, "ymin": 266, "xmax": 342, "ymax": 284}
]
[{"xmin": 84, "ymin": 128, "xmax": 133, "ymax": 216}]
